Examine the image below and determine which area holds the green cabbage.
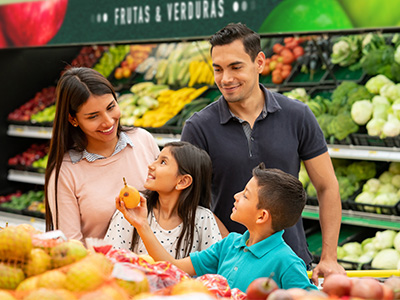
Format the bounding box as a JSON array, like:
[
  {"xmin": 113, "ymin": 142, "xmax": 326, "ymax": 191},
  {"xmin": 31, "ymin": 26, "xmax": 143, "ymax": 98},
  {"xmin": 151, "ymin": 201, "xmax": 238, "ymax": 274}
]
[
  {"xmin": 365, "ymin": 75, "xmax": 394, "ymax": 94},
  {"xmin": 351, "ymin": 100, "xmax": 373, "ymax": 125},
  {"xmin": 366, "ymin": 118, "xmax": 386, "ymax": 136},
  {"xmin": 373, "ymin": 230, "xmax": 397, "ymax": 250},
  {"xmin": 371, "ymin": 248, "xmax": 400, "ymax": 269}
]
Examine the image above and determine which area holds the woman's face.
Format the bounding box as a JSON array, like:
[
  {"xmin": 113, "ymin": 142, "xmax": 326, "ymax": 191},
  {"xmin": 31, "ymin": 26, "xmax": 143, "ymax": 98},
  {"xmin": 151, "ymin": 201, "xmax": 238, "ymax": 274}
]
[
  {"xmin": 144, "ymin": 147, "xmax": 182, "ymax": 194},
  {"xmin": 71, "ymin": 93, "xmax": 120, "ymax": 149}
]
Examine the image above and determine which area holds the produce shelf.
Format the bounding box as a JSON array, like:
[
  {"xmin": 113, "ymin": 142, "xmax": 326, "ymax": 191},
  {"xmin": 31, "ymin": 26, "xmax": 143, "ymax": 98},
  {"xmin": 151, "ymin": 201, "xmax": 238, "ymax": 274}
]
[
  {"xmin": 303, "ymin": 205, "xmax": 400, "ymax": 230},
  {"xmin": 0, "ymin": 211, "xmax": 45, "ymax": 231},
  {"xmin": 7, "ymin": 125, "xmax": 180, "ymax": 147},
  {"xmin": 7, "ymin": 169, "xmax": 45, "ymax": 185},
  {"xmin": 7, "ymin": 124, "xmax": 52, "ymax": 139},
  {"xmin": 327, "ymin": 144, "xmax": 400, "ymax": 162}
]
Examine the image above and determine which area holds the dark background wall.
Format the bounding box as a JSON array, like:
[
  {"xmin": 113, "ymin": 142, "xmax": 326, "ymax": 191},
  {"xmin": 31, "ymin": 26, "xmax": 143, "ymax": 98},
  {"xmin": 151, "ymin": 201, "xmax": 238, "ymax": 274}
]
[{"xmin": 0, "ymin": 46, "xmax": 81, "ymax": 190}]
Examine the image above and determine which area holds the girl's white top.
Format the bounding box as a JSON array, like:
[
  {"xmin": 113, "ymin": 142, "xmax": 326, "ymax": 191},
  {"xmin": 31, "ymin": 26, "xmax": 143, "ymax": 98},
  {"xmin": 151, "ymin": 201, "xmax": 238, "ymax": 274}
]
[{"xmin": 104, "ymin": 206, "xmax": 222, "ymax": 258}]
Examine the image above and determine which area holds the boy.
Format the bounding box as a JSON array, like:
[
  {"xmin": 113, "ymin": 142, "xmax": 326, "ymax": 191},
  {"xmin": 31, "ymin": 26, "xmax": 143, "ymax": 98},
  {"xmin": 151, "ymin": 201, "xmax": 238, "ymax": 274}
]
[{"xmin": 116, "ymin": 163, "xmax": 317, "ymax": 292}]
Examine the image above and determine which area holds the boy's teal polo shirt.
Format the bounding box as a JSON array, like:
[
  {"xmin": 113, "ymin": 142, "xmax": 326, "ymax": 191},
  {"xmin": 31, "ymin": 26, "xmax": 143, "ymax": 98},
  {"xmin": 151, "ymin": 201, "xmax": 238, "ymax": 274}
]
[{"xmin": 190, "ymin": 230, "xmax": 317, "ymax": 292}]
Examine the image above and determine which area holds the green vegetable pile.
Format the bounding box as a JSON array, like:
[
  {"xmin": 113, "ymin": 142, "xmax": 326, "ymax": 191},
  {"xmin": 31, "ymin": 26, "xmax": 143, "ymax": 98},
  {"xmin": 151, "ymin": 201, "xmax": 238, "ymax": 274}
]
[
  {"xmin": 337, "ymin": 229, "xmax": 400, "ymax": 270},
  {"xmin": 284, "ymin": 81, "xmax": 372, "ymax": 141},
  {"xmin": 354, "ymin": 162, "xmax": 400, "ymax": 213},
  {"xmin": 0, "ymin": 190, "xmax": 44, "ymax": 211},
  {"xmin": 300, "ymin": 159, "xmax": 376, "ymax": 201}
]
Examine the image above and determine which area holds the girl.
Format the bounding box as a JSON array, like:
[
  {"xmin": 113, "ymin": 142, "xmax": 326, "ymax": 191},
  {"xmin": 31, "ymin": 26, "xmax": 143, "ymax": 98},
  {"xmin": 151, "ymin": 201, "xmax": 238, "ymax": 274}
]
[
  {"xmin": 105, "ymin": 141, "xmax": 228, "ymax": 258},
  {"xmin": 45, "ymin": 67, "xmax": 159, "ymax": 242}
]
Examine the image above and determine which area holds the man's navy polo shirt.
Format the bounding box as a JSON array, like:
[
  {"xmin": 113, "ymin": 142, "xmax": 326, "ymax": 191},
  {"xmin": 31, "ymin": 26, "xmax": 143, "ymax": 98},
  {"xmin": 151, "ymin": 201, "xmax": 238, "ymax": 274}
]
[{"xmin": 181, "ymin": 84, "xmax": 327, "ymax": 265}]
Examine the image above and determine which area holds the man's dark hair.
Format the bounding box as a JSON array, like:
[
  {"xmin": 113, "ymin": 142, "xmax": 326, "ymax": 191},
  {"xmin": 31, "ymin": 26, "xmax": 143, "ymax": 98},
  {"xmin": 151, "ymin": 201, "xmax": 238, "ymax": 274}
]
[
  {"xmin": 210, "ymin": 22, "xmax": 261, "ymax": 61},
  {"xmin": 252, "ymin": 163, "xmax": 307, "ymax": 232}
]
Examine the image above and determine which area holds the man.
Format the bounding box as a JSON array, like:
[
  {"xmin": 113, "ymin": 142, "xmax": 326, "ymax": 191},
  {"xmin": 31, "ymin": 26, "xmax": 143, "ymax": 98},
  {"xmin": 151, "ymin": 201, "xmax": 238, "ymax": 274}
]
[{"xmin": 180, "ymin": 23, "xmax": 345, "ymax": 284}]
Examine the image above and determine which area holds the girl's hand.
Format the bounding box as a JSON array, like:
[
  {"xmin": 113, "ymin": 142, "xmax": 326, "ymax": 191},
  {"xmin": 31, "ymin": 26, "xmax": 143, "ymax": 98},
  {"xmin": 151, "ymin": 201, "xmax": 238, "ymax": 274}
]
[{"xmin": 115, "ymin": 194, "xmax": 148, "ymax": 229}]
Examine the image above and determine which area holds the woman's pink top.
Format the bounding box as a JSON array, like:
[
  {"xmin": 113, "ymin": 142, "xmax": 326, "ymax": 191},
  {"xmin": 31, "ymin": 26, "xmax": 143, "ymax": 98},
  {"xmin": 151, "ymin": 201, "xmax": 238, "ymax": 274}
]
[{"xmin": 47, "ymin": 128, "xmax": 160, "ymax": 242}]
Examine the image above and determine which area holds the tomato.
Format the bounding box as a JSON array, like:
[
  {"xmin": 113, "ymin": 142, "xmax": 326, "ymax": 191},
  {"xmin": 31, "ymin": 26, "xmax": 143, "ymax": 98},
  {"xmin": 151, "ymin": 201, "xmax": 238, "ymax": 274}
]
[
  {"xmin": 271, "ymin": 54, "xmax": 280, "ymax": 61},
  {"xmin": 293, "ymin": 46, "xmax": 305, "ymax": 58},
  {"xmin": 282, "ymin": 64, "xmax": 292, "ymax": 72},
  {"xmin": 281, "ymin": 69, "xmax": 291, "ymax": 79},
  {"xmin": 275, "ymin": 62, "xmax": 284, "ymax": 70},
  {"xmin": 272, "ymin": 73, "xmax": 284, "ymax": 84},
  {"xmin": 261, "ymin": 64, "xmax": 270, "ymax": 76},
  {"xmin": 271, "ymin": 69, "xmax": 281, "ymax": 77},
  {"xmin": 283, "ymin": 37, "xmax": 294, "ymax": 44},
  {"xmin": 272, "ymin": 43, "xmax": 285, "ymax": 54},
  {"xmin": 280, "ymin": 49, "xmax": 295, "ymax": 64}
]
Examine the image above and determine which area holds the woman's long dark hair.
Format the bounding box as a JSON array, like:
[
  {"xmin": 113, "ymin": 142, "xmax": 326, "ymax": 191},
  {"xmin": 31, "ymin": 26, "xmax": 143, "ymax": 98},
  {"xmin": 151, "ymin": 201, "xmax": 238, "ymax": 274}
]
[
  {"xmin": 131, "ymin": 141, "xmax": 212, "ymax": 258},
  {"xmin": 44, "ymin": 67, "xmax": 129, "ymax": 231}
]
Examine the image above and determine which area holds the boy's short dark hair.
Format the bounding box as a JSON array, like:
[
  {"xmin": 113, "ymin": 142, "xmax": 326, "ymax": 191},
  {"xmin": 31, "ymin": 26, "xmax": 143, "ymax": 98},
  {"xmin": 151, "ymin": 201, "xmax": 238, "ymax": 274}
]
[
  {"xmin": 252, "ymin": 163, "xmax": 307, "ymax": 232},
  {"xmin": 209, "ymin": 22, "xmax": 261, "ymax": 61}
]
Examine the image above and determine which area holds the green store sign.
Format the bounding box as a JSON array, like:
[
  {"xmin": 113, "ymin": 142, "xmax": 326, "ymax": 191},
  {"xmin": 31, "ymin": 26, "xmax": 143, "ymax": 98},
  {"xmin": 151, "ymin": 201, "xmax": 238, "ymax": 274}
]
[{"xmin": 1, "ymin": 0, "xmax": 400, "ymax": 49}]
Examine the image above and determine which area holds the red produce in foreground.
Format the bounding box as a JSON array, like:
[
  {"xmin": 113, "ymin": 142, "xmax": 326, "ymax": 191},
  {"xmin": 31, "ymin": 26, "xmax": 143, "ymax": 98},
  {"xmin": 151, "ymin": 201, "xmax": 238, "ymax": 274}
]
[{"xmin": 246, "ymin": 277, "xmax": 279, "ymax": 300}]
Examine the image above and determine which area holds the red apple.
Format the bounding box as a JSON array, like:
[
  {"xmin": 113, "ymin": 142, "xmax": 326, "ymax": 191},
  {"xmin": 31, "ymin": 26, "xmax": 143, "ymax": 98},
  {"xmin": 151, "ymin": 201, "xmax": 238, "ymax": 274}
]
[
  {"xmin": 384, "ymin": 276, "xmax": 400, "ymax": 299},
  {"xmin": 322, "ymin": 273, "xmax": 352, "ymax": 297},
  {"xmin": 267, "ymin": 289, "xmax": 293, "ymax": 300},
  {"xmin": 0, "ymin": 0, "xmax": 68, "ymax": 47},
  {"xmin": 246, "ymin": 277, "xmax": 279, "ymax": 300},
  {"xmin": 350, "ymin": 278, "xmax": 384, "ymax": 300}
]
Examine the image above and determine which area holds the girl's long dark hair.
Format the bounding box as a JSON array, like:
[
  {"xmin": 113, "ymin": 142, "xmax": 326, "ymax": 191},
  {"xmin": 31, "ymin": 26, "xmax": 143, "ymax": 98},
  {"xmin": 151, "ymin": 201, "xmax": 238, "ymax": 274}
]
[
  {"xmin": 131, "ymin": 141, "xmax": 212, "ymax": 258},
  {"xmin": 44, "ymin": 67, "xmax": 129, "ymax": 231}
]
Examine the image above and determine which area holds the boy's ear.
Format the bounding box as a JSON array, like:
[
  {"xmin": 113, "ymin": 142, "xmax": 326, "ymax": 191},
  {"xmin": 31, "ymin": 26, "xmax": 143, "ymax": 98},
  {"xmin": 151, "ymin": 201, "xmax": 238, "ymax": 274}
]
[
  {"xmin": 176, "ymin": 174, "xmax": 193, "ymax": 191},
  {"xmin": 256, "ymin": 209, "xmax": 270, "ymax": 224}
]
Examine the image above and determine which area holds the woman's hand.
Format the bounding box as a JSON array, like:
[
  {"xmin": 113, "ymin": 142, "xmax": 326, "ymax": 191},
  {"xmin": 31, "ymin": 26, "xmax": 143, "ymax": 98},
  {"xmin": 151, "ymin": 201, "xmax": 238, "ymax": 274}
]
[{"xmin": 115, "ymin": 194, "xmax": 149, "ymax": 229}]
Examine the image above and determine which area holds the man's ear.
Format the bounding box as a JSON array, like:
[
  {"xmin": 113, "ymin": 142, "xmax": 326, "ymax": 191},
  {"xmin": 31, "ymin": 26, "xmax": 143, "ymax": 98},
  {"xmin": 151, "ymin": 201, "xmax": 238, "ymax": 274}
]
[
  {"xmin": 256, "ymin": 51, "xmax": 266, "ymax": 74},
  {"xmin": 256, "ymin": 209, "xmax": 270, "ymax": 225},
  {"xmin": 176, "ymin": 174, "xmax": 193, "ymax": 190}
]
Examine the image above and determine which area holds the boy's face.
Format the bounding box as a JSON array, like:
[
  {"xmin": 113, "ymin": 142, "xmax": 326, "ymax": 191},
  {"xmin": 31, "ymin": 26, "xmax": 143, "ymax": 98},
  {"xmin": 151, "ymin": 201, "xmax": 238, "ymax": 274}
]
[
  {"xmin": 231, "ymin": 176, "xmax": 261, "ymax": 227},
  {"xmin": 211, "ymin": 39, "xmax": 264, "ymax": 105}
]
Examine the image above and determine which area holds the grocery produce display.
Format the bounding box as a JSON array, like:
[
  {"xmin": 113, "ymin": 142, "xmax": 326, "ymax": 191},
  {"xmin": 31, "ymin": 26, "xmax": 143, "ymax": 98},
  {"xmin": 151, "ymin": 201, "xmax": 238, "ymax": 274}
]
[
  {"xmin": 337, "ymin": 228, "xmax": 400, "ymax": 270},
  {"xmin": 1, "ymin": 223, "xmax": 399, "ymax": 300},
  {"xmin": 4, "ymin": 29, "xmax": 400, "ymax": 281}
]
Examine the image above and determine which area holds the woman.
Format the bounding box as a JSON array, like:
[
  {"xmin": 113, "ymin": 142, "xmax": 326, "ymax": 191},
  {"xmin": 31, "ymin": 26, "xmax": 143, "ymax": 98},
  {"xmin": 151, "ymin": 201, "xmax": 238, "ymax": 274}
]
[{"xmin": 44, "ymin": 67, "xmax": 159, "ymax": 242}]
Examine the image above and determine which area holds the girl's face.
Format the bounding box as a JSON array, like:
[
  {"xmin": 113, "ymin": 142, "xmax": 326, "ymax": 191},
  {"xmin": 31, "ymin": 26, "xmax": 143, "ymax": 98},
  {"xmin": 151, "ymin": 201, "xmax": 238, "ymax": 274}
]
[
  {"xmin": 71, "ymin": 93, "xmax": 120, "ymax": 149},
  {"xmin": 231, "ymin": 176, "xmax": 261, "ymax": 228},
  {"xmin": 144, "ymin": 147, "xmax": 182, "ymax": 193}
]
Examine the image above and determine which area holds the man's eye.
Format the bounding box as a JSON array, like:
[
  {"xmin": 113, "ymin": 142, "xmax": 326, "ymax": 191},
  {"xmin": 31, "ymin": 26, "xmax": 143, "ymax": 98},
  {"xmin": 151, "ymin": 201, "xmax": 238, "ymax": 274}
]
[{"xmin": 108, "ymin": 104, "xmax": 116, "ymax": 110}]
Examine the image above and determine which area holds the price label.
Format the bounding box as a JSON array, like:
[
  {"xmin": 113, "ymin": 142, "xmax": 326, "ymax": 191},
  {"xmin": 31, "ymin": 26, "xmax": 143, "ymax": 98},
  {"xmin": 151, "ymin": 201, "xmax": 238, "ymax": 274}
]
[{"xmin": 331, "ymin": 148, "xmax": 340, "ymax": 152}]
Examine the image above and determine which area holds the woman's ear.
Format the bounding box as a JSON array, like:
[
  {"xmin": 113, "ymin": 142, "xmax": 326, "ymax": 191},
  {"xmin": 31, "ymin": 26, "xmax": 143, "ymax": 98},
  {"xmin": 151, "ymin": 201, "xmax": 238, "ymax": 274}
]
[
  {"xmin": 176, "ymin": 174, "xmax": 193, "ymax": 191},
  {"xmin": 68, "ymin": 114, "xmax": 78, "ymax": 127}
]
